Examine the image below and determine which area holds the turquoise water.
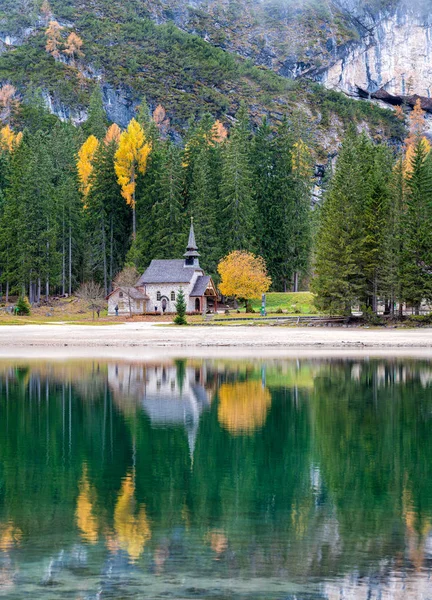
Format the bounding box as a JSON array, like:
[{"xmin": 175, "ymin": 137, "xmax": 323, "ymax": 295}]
[{"xmin": 0, "ymin": 358, "xmax": 431, "ymax": 599}]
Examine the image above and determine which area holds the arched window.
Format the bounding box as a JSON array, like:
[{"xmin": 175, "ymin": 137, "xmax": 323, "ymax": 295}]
[
  {"xmin": 119, "ymin": 291, "xmax": 123, "ymax": 298},
  {"xmin": 171, "ymin": 291, "xmax": 175, "ymax": 301},
  {"xmin": 157, "ymin": 291, "xmax": 161, "ymax": 301}
]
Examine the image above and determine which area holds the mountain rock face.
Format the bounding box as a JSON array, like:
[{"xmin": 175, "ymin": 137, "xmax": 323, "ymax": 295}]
[
  {"xmin": 320, "ymin": 8, "xmax": 432, "ymax": 101},
  {"xmin": 140, "ymin": 0, "xmax": 432, "ymax": 106}
]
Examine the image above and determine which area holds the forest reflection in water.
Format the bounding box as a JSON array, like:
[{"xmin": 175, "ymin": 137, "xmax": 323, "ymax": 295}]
[{"xmin": 0, "ymin": 358, "xmax": 430, "ymax": 599}]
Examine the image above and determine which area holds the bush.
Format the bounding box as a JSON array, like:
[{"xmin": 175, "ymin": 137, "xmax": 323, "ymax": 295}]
[{"xmin": 16, "ymin": 296, "xmax": 31, "ymax": 315}]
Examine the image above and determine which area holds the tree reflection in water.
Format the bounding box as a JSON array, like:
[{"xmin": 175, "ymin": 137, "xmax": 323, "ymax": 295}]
[{"xmin": 0, "ymin": 358, "xmax": 429, "ymax": 599}]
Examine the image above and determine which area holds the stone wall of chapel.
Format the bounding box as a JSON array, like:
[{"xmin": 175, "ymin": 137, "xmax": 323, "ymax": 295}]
[{"xmin": 145, "ymin": 271, "xmax": 204, "ymax": 313}]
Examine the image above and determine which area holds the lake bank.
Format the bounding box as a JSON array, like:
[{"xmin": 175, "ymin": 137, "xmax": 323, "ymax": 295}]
[{"xmin": 0, "ymin": 323, "xmax": 432, "ymax": 359}]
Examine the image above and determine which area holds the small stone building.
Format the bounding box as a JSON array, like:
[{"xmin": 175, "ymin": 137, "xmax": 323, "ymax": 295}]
[
  {"xmin": 136, "ymin": 220, "xmax": 218, "ymax": 314},
  {"xmin": 107, "ymin": 286, "xmax": 148, "ymax": 316}
]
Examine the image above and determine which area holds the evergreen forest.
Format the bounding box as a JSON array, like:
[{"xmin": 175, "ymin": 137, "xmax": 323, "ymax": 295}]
[{"xmin": 0, "ymin": 84, "xmax": 431, "ymax": 315}]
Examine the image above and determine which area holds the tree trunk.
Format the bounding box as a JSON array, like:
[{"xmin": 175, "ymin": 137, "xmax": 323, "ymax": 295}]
[
  {"xmin": 68, "ymin": 224, "xmax": 72, "ymax": 296},
  {"xmin": 132, "ymin": 168, "xmax": 136, "ymax": 239},
  {"xmin": 102, "ymin": 217, "xmax": 107, "ymax": 296},
  {"xmin": 5, "ymin": 281, "xmax": 9, "ymax": 304},
  {"xmin": 37, "ymin": 278, "xmax": 41, "ymax": 304},
  {"xmin": 293, "ymin": 272, "xmax": 299, "ymax": 292},
  {"xmin": 62, "ymin": 238, "xmax": 66, "ymax": 296},
  {"xmin": 109, "ymin": 215, "xmax": 114, "ymax": 292}
]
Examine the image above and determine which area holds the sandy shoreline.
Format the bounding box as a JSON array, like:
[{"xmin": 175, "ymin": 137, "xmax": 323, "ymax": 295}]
[{"xmin": 0, "ymin": 323, "xmax": 431, "ymax": 359}]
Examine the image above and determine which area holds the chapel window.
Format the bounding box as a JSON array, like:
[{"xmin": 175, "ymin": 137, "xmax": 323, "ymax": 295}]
[
  {"xmin": 157, "ymin": 291, "xmax": 161, "ymax": 301},
  {"xmin": 119, "ymin": 291, "xmax": 123, "ymax": 298},
  {"xmin": 171, "ymin": 291, "xmax": 175, "ymax": 301}
]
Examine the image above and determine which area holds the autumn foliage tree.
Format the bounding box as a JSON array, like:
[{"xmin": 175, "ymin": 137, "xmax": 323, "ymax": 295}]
[
  {"xmin": 218, "ymin": 250, "xmax": 271, "ymax": 311},
  {"xmin": 114, "ymin": 118, "xmax": 151, "ymax": 238},
  {"xmin": 0, "ymin": 84, "xmax": 19, "ymax": 125},
  {"xmin": 77, "ymin": 135, "xmax": 99, "ymax": 199},
  {"xmin": 45, "ymin": 20, "xmax": 63, "ymax": 58},
  {"xmin": 64, "ymin": 32, "xmax": 84, "ymax": 65},
  {"xmin": 0, "ymin": 126, "xmax": 22, "ymax": 153}
]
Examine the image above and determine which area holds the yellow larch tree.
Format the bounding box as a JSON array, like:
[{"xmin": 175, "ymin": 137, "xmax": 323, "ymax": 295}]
[
  {"xmin": 114, "ymin": 118, "xmax": 151, "ymax": 238},
  {"xmin": 104, "ymin": 123, "xmax": 121, "ymax": 146},
  {"xmin": 404, "ymin": 99, "xmax": 430, "ymax": 175},
  {"xmin": 77, "ymin": 135, "xmax": 99, "ymax": 200},
  {"xmin": 45, "ymin": 20, "xmax": 63, "ymax": 58},
  {"xmin": 64, "ymin": 32, "xmax": 84, "ymax": 65},
  {"xmin": 0, "ymin": 126, "xmax": 22, "ymax": 152},
  {"xmin": 210, "ymin": 119, "xmax": 228, "ymax": 144},
  {"xmin": 218, "ymin": 250, "xmax": 271, "ymax": 311}
]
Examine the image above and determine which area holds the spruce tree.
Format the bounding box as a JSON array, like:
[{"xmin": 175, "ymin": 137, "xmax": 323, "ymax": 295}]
[
  {"xmin": 312, "ymin": 129, "xmax": 368, "ymax": 314},
  {"xmin": 84, "ymin": 87, "xmax": 107, "ymax": 140},
  {"xmin": 174, "ymin": 287, "xmax": 187, "ymax": 325},
  {"xmin": 152, "ymin": 142, "xmax": 185, "ymax": 259},
  {"xmin": 220, "ymin": 103, "xmax": 255, "ymax": 253},
  {"xmin": 401, "ymin": 138, "xmax": 432, "ymax": 310},
  {"xmin": 16, "ymin": 295, "xmax": 30, "ymax": 315}
]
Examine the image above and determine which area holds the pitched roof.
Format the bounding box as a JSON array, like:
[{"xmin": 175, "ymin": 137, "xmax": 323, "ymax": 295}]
[
  {"xmin": 137, "ymin": 259, "xmax": 203, "ymax": 284},
  {"xmin": 107, "ymin": 286, "xmax": 148, "ymax": 300},
  {"xmin": 190, "ymin": 275, "xmax": 213, "ymax": 297}
]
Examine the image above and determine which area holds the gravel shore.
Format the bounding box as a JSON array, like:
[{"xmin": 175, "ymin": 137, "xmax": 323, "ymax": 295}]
[{"xmin": 0, "ymin": 322, "xmax": 431, "ymax": 359}]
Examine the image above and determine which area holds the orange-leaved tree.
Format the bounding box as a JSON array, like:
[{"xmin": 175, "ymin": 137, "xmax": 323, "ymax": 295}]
[
  {"xmin": 114, "ymin": 118, "xmax": 151, "ymax": 238},
  {"xmin": 77, "ymin": 135, "xmax": 99, "ymax": 200},
  {"xmin": 218, "ymin": 250, "xmax": 271, "ymax": 312},
  {"xmin": 104, "ymin": 123, "xmax": 121, "ymax": 146},
  {"xmin": 404, "ymin": 99, "xmax": 430, "ymax": 174},
  {"xmin": 64, "ymin": 32, "xmax": 84, "ymax": 65},
  {"xmin": 45, "ymin": 20, "xmax": 63, "ymax": 58}
]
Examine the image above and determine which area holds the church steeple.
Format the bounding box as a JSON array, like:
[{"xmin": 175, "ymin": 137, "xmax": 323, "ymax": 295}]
[{"xmin": 184, "ymin": 217, "xmax": 200, "ymax": 267}]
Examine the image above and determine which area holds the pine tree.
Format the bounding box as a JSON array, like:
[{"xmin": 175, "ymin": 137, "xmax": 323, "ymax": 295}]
[
  {"xmin": 220, "ymin": 104, "xmax": 255, "ymax": 253},
  {"xmin": 16, "ymin": 295, "xmax": 30, "ymax": 315},
  {"xmin": 357, "ymin": 141, "xmax": 393, "ymax": 312},
  {"xmin": 182, "ymin": 114, "xmax": 223, "ymax": 274},
  {"xmin": 51, "ymin": 121, "xmax": 82, "ymax": 296},
  {"xmin": 174, "ymin": 287, "xmax": 187, "ymax": 324},
  {"xmin": 152, "ymin": 141, "xmax": 185, "ymax": 259},
  {"xmin": 401, "ymin": 138, "xmax": 432, "ymax": 310},
  {"xmin": 312, "ymin": 129, "xmax": 368, "ymax": 314},
  {"xmin": 382, "ymin": 159, "xmax": 405, "ymax": 316}
]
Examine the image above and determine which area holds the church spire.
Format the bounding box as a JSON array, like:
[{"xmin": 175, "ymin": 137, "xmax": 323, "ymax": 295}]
[{"xmin": 184, "ymin": 217, "xmax": 200, "ymax": 267}]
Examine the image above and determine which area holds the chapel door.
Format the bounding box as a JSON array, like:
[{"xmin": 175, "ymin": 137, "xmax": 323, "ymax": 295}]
[{"xmin": 162, "ymin": 298, "xmax": 167, "ymax": 312}]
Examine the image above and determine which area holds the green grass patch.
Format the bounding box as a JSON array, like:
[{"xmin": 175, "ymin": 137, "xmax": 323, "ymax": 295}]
[{"xmin": 250, "ymin": 292, "xmax": 318, "ymax": 315}]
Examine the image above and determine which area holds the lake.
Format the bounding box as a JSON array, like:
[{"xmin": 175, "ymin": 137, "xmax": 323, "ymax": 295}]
[{"xmin": 0, "ymin": 357, "xmax": 431, "ymax": 599}]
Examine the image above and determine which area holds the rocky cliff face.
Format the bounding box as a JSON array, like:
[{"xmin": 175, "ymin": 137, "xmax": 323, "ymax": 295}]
[
  {"xmin": 140, "ymin": 1, "xmax": 432, "ymax": 108},
  {"xmin": 319, "ymin": 7, "xmax": 432, "ymax": 101}
]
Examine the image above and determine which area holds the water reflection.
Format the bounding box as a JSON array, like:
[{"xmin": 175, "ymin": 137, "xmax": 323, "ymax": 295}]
[{"xmin": 0, "ymin": 358, "xmax": 430, "ymax": 598}]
